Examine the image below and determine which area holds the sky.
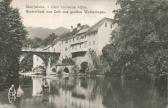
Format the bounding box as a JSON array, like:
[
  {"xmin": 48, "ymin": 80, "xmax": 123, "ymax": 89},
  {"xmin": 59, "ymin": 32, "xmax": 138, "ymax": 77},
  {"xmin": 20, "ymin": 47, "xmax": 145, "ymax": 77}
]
[{"xmin": 11, "ymin": 0, "xmax": 117, "ymax": 29}]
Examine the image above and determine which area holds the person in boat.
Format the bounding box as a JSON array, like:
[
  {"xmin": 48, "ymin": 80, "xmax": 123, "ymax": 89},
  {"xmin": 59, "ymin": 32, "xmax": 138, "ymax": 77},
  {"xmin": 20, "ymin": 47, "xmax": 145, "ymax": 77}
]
[
  {"xmin": 42, "ymin": 78, "xmax": 48, "ymax": 88},
  {"xmin": 8, "ymin": 84, "xmax": 16, "ymax": 104},
  {"xmin": 42, "ymin": 78, "xmax": 49, "ymax": 94}
]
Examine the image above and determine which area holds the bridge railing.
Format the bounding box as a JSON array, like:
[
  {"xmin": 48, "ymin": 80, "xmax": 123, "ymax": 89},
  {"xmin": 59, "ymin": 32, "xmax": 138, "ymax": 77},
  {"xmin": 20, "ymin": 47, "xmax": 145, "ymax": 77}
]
[
  {"xmin": 21, "ymin": 47, "xmax": 61, "ymax": 53},
  {"xmin": 22, "ymin": 47, "xmax": 37, "ymax": 51}
]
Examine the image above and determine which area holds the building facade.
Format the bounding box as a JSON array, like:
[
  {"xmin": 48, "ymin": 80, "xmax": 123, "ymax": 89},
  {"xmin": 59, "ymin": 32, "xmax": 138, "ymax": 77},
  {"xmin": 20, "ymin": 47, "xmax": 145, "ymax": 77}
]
[{"xmin": 39, "ymin": 17, "xmax": 115, "ymax": 66}]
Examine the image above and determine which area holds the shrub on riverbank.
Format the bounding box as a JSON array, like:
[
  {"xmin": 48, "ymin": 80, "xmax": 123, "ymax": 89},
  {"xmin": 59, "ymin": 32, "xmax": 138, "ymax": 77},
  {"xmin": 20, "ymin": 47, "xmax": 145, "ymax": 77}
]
[{"xmin": 62, "ymin": 58, "xmax": 75, "ymax": 65}]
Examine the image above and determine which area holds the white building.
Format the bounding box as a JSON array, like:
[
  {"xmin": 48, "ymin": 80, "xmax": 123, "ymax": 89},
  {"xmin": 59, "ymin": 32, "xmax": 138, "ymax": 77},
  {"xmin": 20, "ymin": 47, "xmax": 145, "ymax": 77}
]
[{"xmin": 40, "ymin": 17, "xmax": 115, "ymax": 65}]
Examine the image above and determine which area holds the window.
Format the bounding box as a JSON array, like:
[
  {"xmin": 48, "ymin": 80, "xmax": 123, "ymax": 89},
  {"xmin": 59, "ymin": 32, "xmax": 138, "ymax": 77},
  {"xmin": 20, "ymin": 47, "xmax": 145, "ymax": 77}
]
[
  {"xmin": 111, "ymin": 24, "xmax": 113, "ymax": 28},
  {"xmin": 105, "ymin": 22, "xmax": 107, "ymax": 28},
  {"xmin": 65, "ymin": 47, "xmax": 68, "ymax": 51},
  {"xmin": 89, "ymin": 42, "xmax": 91, "ymax": 46},
  {"xmin": 84, "ymin": 43, "xmax": 87, "ymax": 48},
  {"xmin": 81, "ymin": 36, "xmax": 83, "ymax": 39},
  {"xmin": 66, "ymin": 40, "xmax": 68, "ymax": 44},
  {"xmin": 93, "ymin": 41, "xmax": 96, "ymax": 45}
]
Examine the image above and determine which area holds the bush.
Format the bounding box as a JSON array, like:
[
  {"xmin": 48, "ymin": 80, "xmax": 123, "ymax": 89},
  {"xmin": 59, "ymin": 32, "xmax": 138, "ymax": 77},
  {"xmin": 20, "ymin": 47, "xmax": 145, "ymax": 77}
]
[
  {"xmin": 72, "ymin": 65, "xmax": 80, "ymax": 74},
  {"xmin": 80, "ymin": 62, "xmax": 88, "ymax": 73},
  {"xmin": 62, "ymin": 58, "xmax": 75, "ymax": 65}
]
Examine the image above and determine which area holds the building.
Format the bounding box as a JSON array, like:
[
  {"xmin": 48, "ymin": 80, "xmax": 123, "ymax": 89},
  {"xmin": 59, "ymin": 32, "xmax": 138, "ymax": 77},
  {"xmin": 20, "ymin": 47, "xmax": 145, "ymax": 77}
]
[{"xmin": 38, "ymin": 17, "xmax": 115, "ymax": 66}]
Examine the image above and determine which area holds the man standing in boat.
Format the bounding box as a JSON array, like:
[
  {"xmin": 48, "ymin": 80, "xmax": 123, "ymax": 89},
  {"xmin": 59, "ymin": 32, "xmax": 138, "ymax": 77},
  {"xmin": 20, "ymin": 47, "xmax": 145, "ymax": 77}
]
[{"xmin": 42, "ymin": 78, "xmax": 49, "ymax": 94}]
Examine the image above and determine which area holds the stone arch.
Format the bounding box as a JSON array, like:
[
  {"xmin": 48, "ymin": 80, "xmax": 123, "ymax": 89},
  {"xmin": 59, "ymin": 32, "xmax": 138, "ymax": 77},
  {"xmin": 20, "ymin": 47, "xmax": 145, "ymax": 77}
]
[
  {"xmin": 64, "ymin": 67, "xmax": 69, "ymax": 73},
  {"xmin": 19, "ymin": 53, "xmax": 32, "ymax": 72},
  {"xmin": 19, "ymin": 53, "xmax": 31, "ymax": 64},
  {"xmin": 20, "ymin": 53, "xmax": 48, "ymax": 68}
]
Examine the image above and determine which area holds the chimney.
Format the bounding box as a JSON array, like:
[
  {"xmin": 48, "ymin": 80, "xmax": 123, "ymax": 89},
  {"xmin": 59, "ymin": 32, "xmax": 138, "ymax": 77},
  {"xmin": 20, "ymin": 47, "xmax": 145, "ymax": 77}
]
[
  {"xmin": 77, "ymin": 23, "xmax": 81, "ymax": 30},
  {"xmin": 70, "ymin": 26, "xmax": 73, "ymax": 32}
]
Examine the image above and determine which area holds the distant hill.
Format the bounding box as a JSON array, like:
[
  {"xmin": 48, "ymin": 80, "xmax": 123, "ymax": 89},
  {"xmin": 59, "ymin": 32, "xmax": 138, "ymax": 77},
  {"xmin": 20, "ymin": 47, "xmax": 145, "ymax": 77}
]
[{"xmin": 26, "ymin": 27, "xmax": 70, "ymax": 39}]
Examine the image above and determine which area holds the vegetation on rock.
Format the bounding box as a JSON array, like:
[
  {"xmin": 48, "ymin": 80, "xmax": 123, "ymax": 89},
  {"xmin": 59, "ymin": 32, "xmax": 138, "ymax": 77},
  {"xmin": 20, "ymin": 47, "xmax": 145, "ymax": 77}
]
[{"xmin": 102, "ymin": 0, "xmax": 168, "ymax": 79}]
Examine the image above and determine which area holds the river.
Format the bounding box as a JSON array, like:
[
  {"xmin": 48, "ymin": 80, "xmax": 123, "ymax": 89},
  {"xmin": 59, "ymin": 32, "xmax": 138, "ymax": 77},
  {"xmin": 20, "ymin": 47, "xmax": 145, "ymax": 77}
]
[{"xmin": 0, "ymin": 75, "xmax": 167, "ymax": 108}]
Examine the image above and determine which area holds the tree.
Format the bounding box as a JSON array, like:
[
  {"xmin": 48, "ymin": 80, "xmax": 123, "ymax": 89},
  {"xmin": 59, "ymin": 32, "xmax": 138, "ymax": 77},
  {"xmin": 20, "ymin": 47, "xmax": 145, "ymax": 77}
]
[
  {"xmin": 43, "ymin": 33, "xmax": 58, "ymax": 46},
  {"xmin": 23, "ymin": 37, "xmax": 43, "ymax": 48},
  {"xmin": 103, "ymin": 0, "xmax": 168, "ymax": 78},
  {"xmin": 0, "ymin": 0, "xmax": 26, "ymax": 87},
  {"xmin": 23, "ymin": 33, "xmax": 58, "ymax": 48}
]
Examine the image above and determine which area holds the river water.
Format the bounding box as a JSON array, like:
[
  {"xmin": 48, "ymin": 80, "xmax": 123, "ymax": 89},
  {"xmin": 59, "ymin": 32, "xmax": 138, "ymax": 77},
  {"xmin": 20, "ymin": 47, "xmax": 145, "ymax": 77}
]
[{"xmin": 0, "ymin": 75, "xmax": 167, "ymax": 108}]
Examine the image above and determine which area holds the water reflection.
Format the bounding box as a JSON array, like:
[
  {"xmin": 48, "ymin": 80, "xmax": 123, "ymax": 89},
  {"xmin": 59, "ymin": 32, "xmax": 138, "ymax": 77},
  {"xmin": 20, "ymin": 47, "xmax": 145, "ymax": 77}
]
[
  {"xmin": 0, "ymin": 76, "xmax": 167, "ymax": 108},
  {"xmin": 32, "ymin": 77, "xmax": 50, "ymax": 96}
]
